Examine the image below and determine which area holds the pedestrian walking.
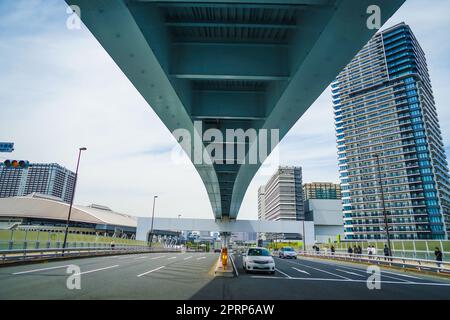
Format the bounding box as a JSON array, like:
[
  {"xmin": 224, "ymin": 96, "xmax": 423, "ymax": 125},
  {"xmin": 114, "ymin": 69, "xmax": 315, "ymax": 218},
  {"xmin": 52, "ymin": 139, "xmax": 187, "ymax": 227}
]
[
  {"xmin": 435, "ymin": 247, "xmax": 443, "ymax": 269},
  {"xmin": 383, "ymin": 244, "xmax": 391, "ymax": 261},
  {"xmin": 372, "ymin": 245, "xmax": 378, "ymax": 259}
]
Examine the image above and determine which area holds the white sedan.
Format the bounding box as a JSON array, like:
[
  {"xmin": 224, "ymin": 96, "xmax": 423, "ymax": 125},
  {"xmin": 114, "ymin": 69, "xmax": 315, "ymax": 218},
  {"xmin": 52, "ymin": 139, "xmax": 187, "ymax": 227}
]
[{"xmin": 242, "ymin": 247, "xmax": 276, "ymax": 274}]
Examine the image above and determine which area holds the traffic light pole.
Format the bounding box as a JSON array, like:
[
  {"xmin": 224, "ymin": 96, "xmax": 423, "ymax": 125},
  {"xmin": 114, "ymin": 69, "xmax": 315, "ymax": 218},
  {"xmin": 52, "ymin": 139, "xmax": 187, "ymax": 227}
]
[{"xmin": 62, "ymin": 147, "xmax": 86, "ymax": 255}]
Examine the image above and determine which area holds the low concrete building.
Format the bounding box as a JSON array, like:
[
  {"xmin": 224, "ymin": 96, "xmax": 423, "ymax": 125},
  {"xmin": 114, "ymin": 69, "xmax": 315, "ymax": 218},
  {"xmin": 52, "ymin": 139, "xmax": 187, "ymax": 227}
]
[{"xmin": 304, "ymin": 199, "xmax": 344, "ymax": 243}]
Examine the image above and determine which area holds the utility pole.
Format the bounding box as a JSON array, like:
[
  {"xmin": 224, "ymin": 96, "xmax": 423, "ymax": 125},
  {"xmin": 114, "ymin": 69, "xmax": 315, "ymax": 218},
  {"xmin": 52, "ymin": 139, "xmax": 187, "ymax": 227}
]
[
  {"xmin": 149, "ymin": 195, "xmax": 158, "ymax": 247},
  {"xmin": 62, "ymin": 147, "xmax": 87, "ymax": 255}
]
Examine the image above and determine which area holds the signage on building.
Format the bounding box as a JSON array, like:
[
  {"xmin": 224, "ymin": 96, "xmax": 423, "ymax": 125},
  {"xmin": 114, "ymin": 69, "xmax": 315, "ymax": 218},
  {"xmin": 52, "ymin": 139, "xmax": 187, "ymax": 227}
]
[{"xmin": 0, "ymin": 142, "xmax": 14, "ymax": 153}]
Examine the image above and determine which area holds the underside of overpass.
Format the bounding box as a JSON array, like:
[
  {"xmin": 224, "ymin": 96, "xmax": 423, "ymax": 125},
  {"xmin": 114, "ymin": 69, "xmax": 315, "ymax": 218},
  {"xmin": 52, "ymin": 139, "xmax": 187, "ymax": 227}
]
[{"xmin": 67, "ymin": 0, "xmax": 404, "ymax": 220}]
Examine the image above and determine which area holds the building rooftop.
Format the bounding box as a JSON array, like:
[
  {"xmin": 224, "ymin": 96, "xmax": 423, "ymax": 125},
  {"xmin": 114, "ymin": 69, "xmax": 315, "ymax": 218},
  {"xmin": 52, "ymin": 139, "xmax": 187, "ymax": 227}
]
[{"xmin": 0, "ymin": 195, "xmax": 137, "ymax": 228}]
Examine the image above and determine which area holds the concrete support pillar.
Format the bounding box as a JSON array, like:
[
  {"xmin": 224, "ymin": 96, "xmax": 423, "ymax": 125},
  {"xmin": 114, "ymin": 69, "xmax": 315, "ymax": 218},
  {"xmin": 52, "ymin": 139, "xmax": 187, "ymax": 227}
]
[{"xmin": 220, "ymin": 232, "xmax": 231, "ymax": 249}]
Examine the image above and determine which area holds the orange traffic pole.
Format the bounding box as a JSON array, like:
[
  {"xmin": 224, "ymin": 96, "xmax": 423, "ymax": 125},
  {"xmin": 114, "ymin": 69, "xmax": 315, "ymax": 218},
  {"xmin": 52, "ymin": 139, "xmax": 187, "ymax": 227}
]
[{"xmin": 221, "ymin": 247, "xmax": 228, "ymax": 267}]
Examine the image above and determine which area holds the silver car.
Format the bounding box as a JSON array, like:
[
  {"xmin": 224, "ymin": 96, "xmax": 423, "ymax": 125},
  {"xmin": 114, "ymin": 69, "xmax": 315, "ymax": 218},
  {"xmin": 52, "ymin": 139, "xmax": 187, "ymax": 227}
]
[{"xmin": 278, "ymin": 246, "xmax": 297, "ymax": 259}]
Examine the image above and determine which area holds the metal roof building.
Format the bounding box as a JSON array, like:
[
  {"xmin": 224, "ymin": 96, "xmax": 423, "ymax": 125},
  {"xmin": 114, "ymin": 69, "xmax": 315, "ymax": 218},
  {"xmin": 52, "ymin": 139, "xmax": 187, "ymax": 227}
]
[{"xmin": 0, "ymin": 193, "xmax": 137, "ymax": 235}]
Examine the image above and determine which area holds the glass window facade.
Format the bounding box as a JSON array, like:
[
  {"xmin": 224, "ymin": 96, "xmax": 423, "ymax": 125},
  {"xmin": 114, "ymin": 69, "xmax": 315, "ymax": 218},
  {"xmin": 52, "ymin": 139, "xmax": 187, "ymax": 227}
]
[
  {"xmin": 0, "ymin": 163, "xmax": 76, "ymax": 204},
  {"xmin": 333, "ymin": 23, "xmax": 450, "ymax": 240}
]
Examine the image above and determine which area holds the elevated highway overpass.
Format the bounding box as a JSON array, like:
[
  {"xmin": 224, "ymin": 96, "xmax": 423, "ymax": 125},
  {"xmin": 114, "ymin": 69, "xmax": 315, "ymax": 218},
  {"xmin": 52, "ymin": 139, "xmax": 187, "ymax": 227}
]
[{"xmin": 66, "ymin": 0, "xmax": 405, "ymax": 221}]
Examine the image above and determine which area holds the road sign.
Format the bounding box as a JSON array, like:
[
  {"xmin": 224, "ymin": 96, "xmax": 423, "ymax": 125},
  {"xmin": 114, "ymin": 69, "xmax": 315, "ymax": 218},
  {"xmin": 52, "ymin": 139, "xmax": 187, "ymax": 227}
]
[{"xmin": 0, "ymin": 142, "xmax": 14, "ymax": 153}]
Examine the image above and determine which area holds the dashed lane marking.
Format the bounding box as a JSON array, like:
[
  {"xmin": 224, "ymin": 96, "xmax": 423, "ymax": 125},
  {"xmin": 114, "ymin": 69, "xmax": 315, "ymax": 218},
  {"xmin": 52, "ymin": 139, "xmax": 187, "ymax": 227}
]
[
  {"xmin": 335, "ymin": 269, "xmax": 365, "ymax": 278},
  {"xmin": 275, "ymin": 268, "xmax": 292, "ymax": 279},
  {"xmin": 137, "ymin": 266, "xmax": 166, "ymax": 278},
  {"xmin": 292, "ymin": 267, "xmax": 311, "ymax": 276},
  {"xmin": 13, "ymin": 265, "xmax": 71, "ymax": 275},
  {"xmin": 74, "ymin": 265, "xmax": 119, "ymax": 276}
]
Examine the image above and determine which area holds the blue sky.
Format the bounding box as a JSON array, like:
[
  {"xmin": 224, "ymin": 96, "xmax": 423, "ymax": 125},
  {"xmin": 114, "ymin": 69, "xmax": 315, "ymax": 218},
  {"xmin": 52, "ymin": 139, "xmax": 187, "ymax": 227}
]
[{"xmin": 1, "ymin": 0, "xmax": 449, "ymax": 220}]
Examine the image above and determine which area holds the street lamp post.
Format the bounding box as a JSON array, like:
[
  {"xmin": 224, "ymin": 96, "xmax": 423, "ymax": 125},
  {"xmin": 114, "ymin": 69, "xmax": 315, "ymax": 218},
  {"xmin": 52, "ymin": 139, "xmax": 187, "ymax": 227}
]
[
  {"xmin": 62, "ymin": 147, "xmax": 87, "ymax": 255},
  {"xmin": 374, "ymin": 154, "xmax": 392, "ymax": 256},
  {"xmin": 149, "ymin": 195, "xmax": 158, "ymax": 247},
  {"xmin": 302, "ymin": 216, "xmax": 307, "ymax": 252},
  {"xmin": 177, "ymin": 214, "xmax": 181, "ymax": 245}
]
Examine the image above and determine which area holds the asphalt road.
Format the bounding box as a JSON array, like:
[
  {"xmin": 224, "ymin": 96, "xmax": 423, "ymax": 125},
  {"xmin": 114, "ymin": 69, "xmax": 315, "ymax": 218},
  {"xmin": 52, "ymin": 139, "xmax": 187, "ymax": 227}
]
[
  {"xmin": 1, "ymin": 252, "xmax": 449, "ymax": 299},
  {"xmin": 0, "ymin": 252, "xmax": 218, "ymax": 299}
]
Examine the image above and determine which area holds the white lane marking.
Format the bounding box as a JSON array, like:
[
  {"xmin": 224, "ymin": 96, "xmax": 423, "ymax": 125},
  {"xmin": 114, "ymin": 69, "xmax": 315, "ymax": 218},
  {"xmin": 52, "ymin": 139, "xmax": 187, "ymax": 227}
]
[
  {"xmin": 151, "ymin": 256, "xmax": 164, "ymax": 260},
  {"xmin": 230, "ymin": 255, "xmax": 239, "ymax": 277},
  {"xmin": 379, "ymin": 273, "xmax": 413, "ymax": 283},
  {"xmin": 292, "ymin": 267, "xmax": 311, "ymax": 276},
  {"xmin": 135, "ymin": 256, "xmax": 149, "ymax": 260},
  {"xmin": 137, "ymin": 266, "xmax": 166, "ymax": 277},
  {"xmin": 275, "ymin": 268, "xmax": 292, "ymax": 279},
  {"xmin": 299, "ymin": 256, "xmax": 424, "ymax": 281},
  {"xmin": 249, "ymin": 276, "xmax": 450, "ymax": 287},
  {"xmin": 379, "ymin": 269, "xmax": 422, "ymax": 280},
  {"xmin": 101, "ymin": 255, "xmax": 119, "ymax": 259},
  {"xmin": 168, "ymin": 256, "xmax": 177, "ymax": 260},
  {"xmin": 183, "ymin": 256, "xmax": 193, "ymax": 260},
  {"xmin": 13, "ymin": 265, "xmax": 70, "ymax": 275},
  {"xmin": 197, "ymin": 257, "xmax": 206, "ymax": 260},
  {"xmin": 74, "ymin": 265, "xmax": 119, "ymax": 276},
  {"xmin": 323, "ymin": 263, "xmax": 414, "ymax": 283},
  {"xmin": 335, "ymin": 269, "xmax": 365, "ymax": 278},
  {"xmin": 279, "ymin": 259, "xmax": 351, "ymax": 280}
]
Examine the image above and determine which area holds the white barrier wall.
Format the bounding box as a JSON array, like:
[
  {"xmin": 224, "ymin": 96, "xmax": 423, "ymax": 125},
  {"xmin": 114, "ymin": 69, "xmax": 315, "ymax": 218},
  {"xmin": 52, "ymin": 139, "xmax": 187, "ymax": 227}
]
[{"xmin": 136, "ymin": 217, "xmax": 315, "ymax": 244}]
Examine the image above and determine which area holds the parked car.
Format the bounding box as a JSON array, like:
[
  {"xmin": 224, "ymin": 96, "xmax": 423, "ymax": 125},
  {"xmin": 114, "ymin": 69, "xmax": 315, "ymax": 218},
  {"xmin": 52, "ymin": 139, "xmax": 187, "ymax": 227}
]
[
  {"xmin": 242, "ymin": 247, "xmax": 275, "ymax": 274},
  {"xmin": 278, "ymin": 246, "xmax": 297, "ymax": 259}
]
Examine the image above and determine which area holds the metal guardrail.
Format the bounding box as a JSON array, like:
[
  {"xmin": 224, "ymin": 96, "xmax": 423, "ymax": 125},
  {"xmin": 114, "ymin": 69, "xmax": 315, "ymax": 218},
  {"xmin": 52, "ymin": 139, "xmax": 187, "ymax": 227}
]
[
  {"xmin": 298, "ymin": 250, "xmax": 450, "ymax": 274},
  {"xmin": 0, "ymin": 245, "xmax": 180, "ymax": 264}
]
